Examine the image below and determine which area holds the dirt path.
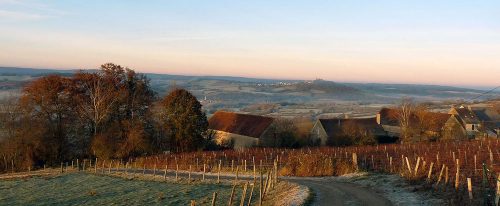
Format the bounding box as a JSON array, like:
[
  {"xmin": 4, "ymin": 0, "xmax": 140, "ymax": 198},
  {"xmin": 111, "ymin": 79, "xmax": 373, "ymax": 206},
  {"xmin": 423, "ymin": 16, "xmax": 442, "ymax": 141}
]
[
  {"xmin": 125, "ymin": 169, "xmax": 393, "ymax": 206},
  {"xmin": 287, "ymin": 178, "xmax": 392, "ymax": 206}
]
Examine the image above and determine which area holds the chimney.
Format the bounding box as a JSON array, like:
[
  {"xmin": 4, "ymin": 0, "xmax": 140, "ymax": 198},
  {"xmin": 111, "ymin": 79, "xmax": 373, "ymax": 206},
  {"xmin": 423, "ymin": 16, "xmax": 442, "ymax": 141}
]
[{"xmin": 376, "ymin": 113, "xmax": 381, "ymax": 125}]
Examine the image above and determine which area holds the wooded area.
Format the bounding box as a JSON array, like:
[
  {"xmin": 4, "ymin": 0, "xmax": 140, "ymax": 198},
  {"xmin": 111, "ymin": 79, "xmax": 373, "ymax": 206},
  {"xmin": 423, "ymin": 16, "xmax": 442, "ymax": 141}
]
[{"xmin": 0, "ymin": 63, "xmax": 210, "ymax": 171}]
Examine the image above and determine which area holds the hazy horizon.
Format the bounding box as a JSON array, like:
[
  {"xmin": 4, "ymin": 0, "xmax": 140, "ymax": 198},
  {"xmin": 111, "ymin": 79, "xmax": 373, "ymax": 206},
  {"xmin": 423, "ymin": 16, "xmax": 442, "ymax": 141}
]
[{"xmin": 1, "ymin": 0, "xmax": 499, "ymax": 88}]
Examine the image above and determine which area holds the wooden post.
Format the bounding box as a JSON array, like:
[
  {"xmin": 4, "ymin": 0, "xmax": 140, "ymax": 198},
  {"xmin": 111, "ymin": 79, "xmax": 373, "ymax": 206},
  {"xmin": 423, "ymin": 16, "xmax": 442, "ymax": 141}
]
[
  {"xmin": 467, "ymin": 178, "xmax": 473, "ymax": 200},
  {"xmin": 247, "ymin": 183, "xmax": 255, "ymax": 206},
  {"xmin": 474, "ymin": 155, "xmax": 477, "ymax": 175},
  {"xmin": 352, "ymin": 153, "xmax": 358, "ymax": 171},
  {"xmin": 218, "ymin": 160, "xmax": 221, "ymax": 183},
  {"xmin": 164, "ymin": 165, "xmax": 167, "ymax": 180},
  {"xmin": 253, "ymin": 160, "xmax": 256, "ymax": 181},
  {"xmin": 389, "ymin": 156, "xmax": 393, "ymax": 173},
  {"xmin": 445, "ymin": 166, "xmax": 449, "ymax": 185},
  {"xmin": 188, "ymin": 165, "xmax": 192, "ymax": 182},
  {"xmin": 153, "ymin": 164, "xmax": 157, "ymax": 176},
  {"xmin": 427, "ymin": 162, "xmax": 434, "ymax": 181},
  {"xmin": 231, "ymin": 160, "xmax": 234, "ymax": 172},
  {"xmin": 259, "ymin": 171, "xmax": 263, "ymax": 206},
  {"xmin": 60, "ymin": 162, "xmax": 64, "ymax": 173},
  {"xmin": 212, "ymin": 192, "xmax": 218, "ymax": 206},
  {"xmin": 436, "ymin": 164, "xmax": 445, "ymax": 186},
  {"xmin": 490, "ymin": 150, "xmax": 494, "ymax": 164},
  {"xmin": 228, "ymin": 183, "xmax": 236, "ymax": 206},
  {"xmin": 263, "ymin": 170, "xmax": 271, "ymax": 197},
  {"xmin": 235, "ymin": 166, "xmax": 239, "ymax": 181},
  {"xmin": 176, "ymin": 164, "xmax": 179, "ymax": 181},
  {"xmin": 495, "ymin": 173, "xmax": 500, "ymax": 206},
  {"xmin": 455, "ymin": 159, "xmax": 460, "ymax": 190},
  {"xmin": 414, "ymin": 157, "xmax": 421, "ymax": 176},
  {"xmin": 240, "ymin": 182, "xmax": 248, "ymax": 206},
  {"xmin": 94, "ymin": 158, "xmax": 98, "ymax": 173},
  {"xmin": 76, "ymin": 159, "xmax": 79, "ymax": 171},
  {"xmin": 203, "ymin": 163, "xmax": 206, "ymax": 181},
  {"xmin": 405, "ymin": 157, "xmax": 412, "ymax": 175}
]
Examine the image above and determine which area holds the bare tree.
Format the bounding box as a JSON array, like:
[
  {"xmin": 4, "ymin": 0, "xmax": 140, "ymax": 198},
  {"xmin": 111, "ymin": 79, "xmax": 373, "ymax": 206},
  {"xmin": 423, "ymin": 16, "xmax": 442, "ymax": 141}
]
[
  {"xmin": 396, "ymin": 98, "xmax": 415, "ymax": 143},
  {"xmin": 74, "ymin": 72, "xmax": 118, "ymax": 135}
]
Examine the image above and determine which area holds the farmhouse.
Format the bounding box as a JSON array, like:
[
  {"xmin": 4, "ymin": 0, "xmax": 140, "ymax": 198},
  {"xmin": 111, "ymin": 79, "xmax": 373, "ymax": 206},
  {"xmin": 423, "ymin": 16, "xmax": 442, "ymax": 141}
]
[
  {"xmin": 208, "ymin": 111, "xmax": 275, "ymax": 148},
  {"xmin": 310, "ymin": 117, "xmax": 387, "ymax": 146},
  {"xmin": 448, "ymin": 106, "xmax": 481, "ymax": 138},
  {"xmin": 469, "ymin": 106, "xmax": 499, "ymax": 138}
]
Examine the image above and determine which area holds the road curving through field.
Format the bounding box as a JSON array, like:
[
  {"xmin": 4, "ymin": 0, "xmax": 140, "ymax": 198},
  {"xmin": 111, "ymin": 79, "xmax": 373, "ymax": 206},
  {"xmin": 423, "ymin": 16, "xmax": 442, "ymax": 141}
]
[{"xmin": 134, "ymin": 169, "xmax": 393, "ymax": 206}]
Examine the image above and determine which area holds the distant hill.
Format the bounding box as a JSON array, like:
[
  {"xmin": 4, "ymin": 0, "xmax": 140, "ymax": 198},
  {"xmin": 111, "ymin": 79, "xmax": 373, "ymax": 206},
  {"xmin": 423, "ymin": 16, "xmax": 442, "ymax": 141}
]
[
  {"xmin": 0, "ymin": 67, "xmax": 76, "ymax": 76},
  {"xmin": 0, "ymin": 67, "xmax": 497, "ymax": 104}
]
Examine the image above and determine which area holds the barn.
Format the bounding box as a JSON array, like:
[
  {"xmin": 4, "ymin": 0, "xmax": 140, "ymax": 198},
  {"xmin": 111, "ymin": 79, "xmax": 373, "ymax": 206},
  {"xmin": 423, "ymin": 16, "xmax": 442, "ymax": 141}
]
[{"xmin": 208, "ymin": 111, "xmax": 275, "ymax": 148}]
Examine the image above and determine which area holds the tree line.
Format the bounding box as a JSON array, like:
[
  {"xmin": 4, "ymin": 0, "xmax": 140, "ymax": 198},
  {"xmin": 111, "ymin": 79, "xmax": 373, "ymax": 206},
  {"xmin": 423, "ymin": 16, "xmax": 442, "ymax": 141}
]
[{"xmin": 0, "ymin": 63, "xmax": 210, "ymax": 171}]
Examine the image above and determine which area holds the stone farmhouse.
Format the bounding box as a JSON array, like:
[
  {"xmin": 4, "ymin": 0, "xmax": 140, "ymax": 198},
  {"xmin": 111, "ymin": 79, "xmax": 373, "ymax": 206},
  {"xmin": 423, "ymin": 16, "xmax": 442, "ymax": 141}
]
[
  {"xmin": 208, "ymin": 111, "xmax": 275, "ymax": 148},
  {"xmin": 310, "ymin": 117, "xmax": 388, "ymax": 146}
]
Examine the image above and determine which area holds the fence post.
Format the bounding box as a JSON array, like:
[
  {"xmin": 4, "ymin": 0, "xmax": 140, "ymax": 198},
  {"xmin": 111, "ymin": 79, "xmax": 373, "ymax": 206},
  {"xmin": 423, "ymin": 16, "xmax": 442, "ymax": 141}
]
[
  {"xmin": 495, "ymin": 173, "xmax": 499, "ymax": 206},
  {"xmin": 240, "ymin": 182, "xmax": 248, "ymax": 206},
  {"xmin": 164, "ymin": 165, "xmax": 167, "ymax": 180},
  {"xmin": 427, "ymin": 162, "xmax": 434, "ymax": 181},
  {"xmin": 203, "ymin": 163, "xmax": 206, "ymax": 181},
  {"xmin": 455, "ymin": 159, "xmax": 460, "ymax": 190},
  {"xmin": 228, "ymin": 183, "xmax": 236, "ymax": 206},
  {"xmin": 212, "ymin": 192, "xmax": 218, "ymax": 206},
  {"xmin": 247, "ymin": 182, "xmax": 255, "ymax": 206},
  {"xmin": 188, "ymin": 165, "xmax": 192, "ymax": 182},
  {"xmin": 218, "ymin": 160, "xmax": 221, "ymax": 184},
  {"xmin": 176, "ymin": 164, "xmax": 179, "ymax": 181},
  {"xmin": 467, "ymin": 178, "xmax": 473, "ymax": 200},
  {"xmin": 259, "ymin": 171, "xmax": 263, "ymax": 206},
  {"xmin": 482, "ymin": 163, "xmax": 488, "ymax": 205},
  {"xmin": 414, "ymin": 157, "xmax": 421, "ymax": 176},
  {"xmin": 352, "ymin": 153, "xmax": 358, "ymax": 171}
]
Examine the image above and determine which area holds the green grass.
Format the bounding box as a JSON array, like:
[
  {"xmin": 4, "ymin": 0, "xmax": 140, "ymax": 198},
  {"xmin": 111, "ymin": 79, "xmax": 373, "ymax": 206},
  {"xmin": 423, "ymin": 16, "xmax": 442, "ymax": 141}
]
[{"xmin": 0, "ymin": 173, "xmax": 253, "ymax": 206}]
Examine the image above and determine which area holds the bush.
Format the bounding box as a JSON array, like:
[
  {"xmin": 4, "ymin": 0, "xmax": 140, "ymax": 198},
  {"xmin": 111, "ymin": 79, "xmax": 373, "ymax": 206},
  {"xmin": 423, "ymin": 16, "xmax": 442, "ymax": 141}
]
[{"xmin": 279, "ymin": 153, "xmax": 356, "ymax": 176}]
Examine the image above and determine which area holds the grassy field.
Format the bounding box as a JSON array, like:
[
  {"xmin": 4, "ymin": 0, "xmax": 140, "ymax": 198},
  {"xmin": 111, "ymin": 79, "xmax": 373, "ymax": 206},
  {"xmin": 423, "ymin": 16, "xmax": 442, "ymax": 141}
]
[{"xmin": 0, "ymin": 173, "xmax": 250, "ymax": 206}]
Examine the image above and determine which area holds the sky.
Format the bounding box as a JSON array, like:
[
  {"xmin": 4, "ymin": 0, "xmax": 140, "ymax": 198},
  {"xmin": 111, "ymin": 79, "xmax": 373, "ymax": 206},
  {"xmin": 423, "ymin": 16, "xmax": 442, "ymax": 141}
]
[{"xmin": 0, "ymin": 0, "xmax": 499, "ymax": 88}]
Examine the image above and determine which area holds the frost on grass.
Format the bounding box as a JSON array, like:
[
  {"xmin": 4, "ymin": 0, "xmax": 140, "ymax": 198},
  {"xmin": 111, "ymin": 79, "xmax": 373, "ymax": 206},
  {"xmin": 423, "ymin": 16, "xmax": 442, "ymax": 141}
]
[
  {"xmin": 336, "ymin": 172, "xmax": 444, "ymax": 206},
  {"xmin": 0, "ymin": 173, "xmax": 252, "ymax": 206}
]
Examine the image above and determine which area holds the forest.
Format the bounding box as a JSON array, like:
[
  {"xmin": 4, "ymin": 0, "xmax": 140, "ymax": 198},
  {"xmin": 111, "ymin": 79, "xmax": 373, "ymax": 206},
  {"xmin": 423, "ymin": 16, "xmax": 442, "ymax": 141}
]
[{"xmin": 0, "ymin": 63, "xmax": 210, "ymax": 171}]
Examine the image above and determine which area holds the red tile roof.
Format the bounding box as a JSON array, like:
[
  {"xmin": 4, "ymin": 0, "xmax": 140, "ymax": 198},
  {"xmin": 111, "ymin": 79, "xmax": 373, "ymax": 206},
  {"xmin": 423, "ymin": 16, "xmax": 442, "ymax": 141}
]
[{"xmin": 208, "ymin": 111, "xmax": 274, "ymax": 138}]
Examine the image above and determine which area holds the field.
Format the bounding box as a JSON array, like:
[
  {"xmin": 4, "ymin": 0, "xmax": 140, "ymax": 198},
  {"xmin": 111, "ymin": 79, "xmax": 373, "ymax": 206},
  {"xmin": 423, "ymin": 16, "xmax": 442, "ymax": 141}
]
[
  {"xmin": 0, "ymin": 173, "xmax": 249, "ymax": 206},
  {"xmin": 135, "ymin": 139, "xmax": 500, "ymax": 205}
]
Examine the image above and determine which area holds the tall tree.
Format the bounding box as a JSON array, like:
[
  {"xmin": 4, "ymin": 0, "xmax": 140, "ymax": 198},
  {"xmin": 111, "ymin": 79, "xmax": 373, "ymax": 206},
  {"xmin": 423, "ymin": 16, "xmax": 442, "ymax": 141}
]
[
  {"xmin": 160, "ymin": 89, "xmax": 208, "ymax": 152},
  {"xmin": 18, "ymin": 75, "xmax": 76, "ymax": 164},
  {"xmin": 395, "ymin": 98, "xmax": 415, "ymax": 143}
]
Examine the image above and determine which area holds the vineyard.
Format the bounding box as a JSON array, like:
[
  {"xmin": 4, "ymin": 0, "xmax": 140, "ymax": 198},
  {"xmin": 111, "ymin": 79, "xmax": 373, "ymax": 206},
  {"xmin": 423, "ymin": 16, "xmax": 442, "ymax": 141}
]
[
  {"xmin": 131, "ymin": 139, "xmax": 500, "ymax": 205},
  {"xmin": 1, "ymin": 139, "xmax": 499, "ymax": 205}
]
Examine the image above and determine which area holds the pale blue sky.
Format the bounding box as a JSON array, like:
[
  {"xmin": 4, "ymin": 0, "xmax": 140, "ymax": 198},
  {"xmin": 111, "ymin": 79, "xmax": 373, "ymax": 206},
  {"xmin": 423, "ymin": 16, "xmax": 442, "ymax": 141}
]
[{"xmin": 0, "ymin": 0, "xmax": 499, "ymax": 87}]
